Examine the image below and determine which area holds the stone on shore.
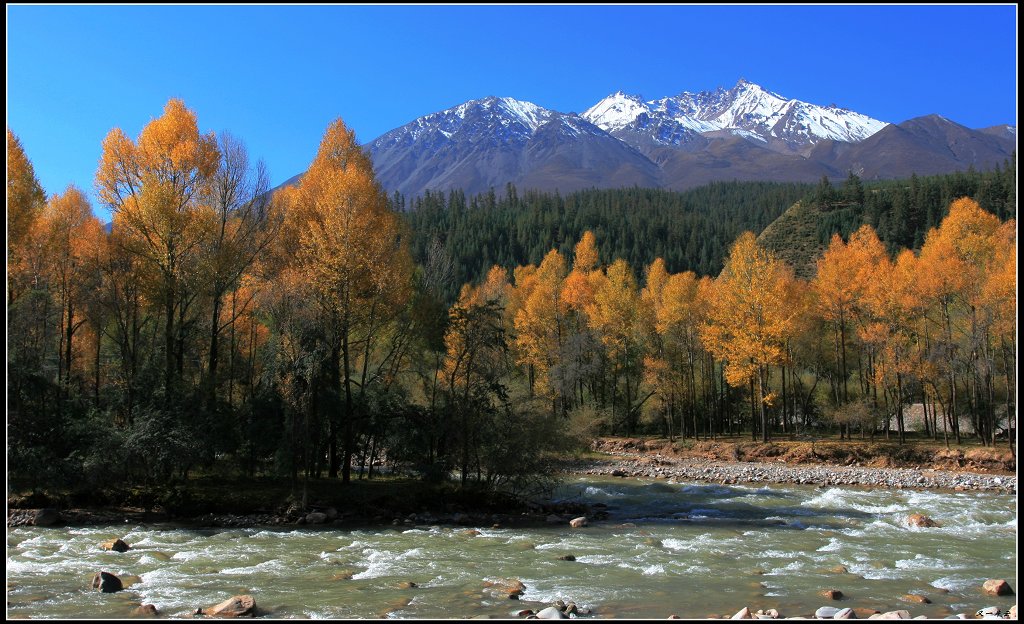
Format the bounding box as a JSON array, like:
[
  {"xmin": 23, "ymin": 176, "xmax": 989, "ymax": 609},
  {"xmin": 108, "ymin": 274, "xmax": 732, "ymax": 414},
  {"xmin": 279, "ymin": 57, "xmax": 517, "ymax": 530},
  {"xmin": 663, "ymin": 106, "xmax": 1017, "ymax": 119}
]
[
  {"xmin": 569, "ymin": 517, "xmax": 587, "ymax": 528},
  {"xmin": 305, "ymin": 512, "xmax": 328, "ymax": 525},
  {"xmin": 852, "ymin": 609, "xmax": 880, "ymax": 618},
  {"xmin": 815, "ymin": 606, "xmax": 841, "ymax": 618},
  {"xmin": 536, "ymin": 606, "xmax": 567, "ymax": 619},
  {"xmin": 833, "ymin": 607, "xmax": 855, "ymax": 619},
  {"xmin": 91, "ymin": 571, "xmax": 123, "ymax": 593},
  {"xmin": 101, "ymin": 538, "xmax": 130, "ymax": 552},
  {"xmin": 876, "ymin": 610, "xmax": 910, "ymax": 619},
  {"xmin": 982, "ymin": 579, "xmax": 1014, "ymax": 596},
  {"xmin": 33, "ymin": 508, "xmax": 62, "ymax": 527},
  {"xmin": 731, "ymin": 606, "xmax": 751, "ymax": 619},
  {"xmin": 199, "ymin": 594, "xmax": 256, "ymax": 618}
]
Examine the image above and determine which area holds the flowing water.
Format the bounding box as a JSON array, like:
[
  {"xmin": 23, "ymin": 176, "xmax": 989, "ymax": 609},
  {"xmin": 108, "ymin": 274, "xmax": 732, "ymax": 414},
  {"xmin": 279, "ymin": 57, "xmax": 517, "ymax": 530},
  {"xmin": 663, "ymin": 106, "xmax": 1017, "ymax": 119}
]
[{"xmin": 6, "ymin": 476, "xmax": 1017, "ymax": 619}]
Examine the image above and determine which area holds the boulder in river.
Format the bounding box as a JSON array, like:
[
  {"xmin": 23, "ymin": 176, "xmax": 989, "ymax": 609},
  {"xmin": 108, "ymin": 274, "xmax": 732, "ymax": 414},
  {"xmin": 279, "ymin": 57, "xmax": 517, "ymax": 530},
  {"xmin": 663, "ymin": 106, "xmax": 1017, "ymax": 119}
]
[
  {"xmin": 483, "ymin": 578, "xmax": 525, "ymax": 599},
  {"xmin": 130, "ymin": 604, "xmax": 159, "ymax": 617},
  {"xmin": 902, "ymin": 593, "xmax": 930, "ymax": 603},
  {"xmin": 91, "ymin": 571, "xmax": 123, "ymax": 593},
  {"xmin": 906, "ymin": 513, "xmax": 939, "ymax": 528},
  {"xmin": 569, "ymin": 517, "xmax": 587, "ymax": 528},
  {"xmin": 820, "ymin": 588, "xmax": 844, "ymax": 600},
  {"xmin": 557, "ymin": 554, "xmax": 576, "ymax": 561},
  {"xmin": 33, "ymin": 508, "xmax": 62, "ymax": 527},
  {"xmin": 199, "ymin": 594, "xmax": 256, "ymax": 617},
  {"xmin": 982, "ymin": 579, "xmax": 1014, "ymax": 596},
  {"xmin": 101, "ymin": 538, "xmax": 130, "ymax": 552}
]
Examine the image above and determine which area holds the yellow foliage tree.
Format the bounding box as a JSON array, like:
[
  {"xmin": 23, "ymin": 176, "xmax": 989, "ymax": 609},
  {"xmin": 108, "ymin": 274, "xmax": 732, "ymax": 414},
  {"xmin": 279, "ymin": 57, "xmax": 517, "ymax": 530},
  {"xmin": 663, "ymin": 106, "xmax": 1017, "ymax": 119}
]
[
  {"xmin": 7, "ymin": 129, "xmax": 47, "ymax": 304},
  {"xmin": 585, "ymin": 258, "xmax": 650, "ymax": 433},
  {"xmin": 281, "ymin": 117, "xmax": 413, "ymax": 481},
  {"xmin": 96, "ymin": 98, "xmax": 220, "ymax": 397},
  {"xmin": 700, "ymin": 232, "xmax": 795, "ymax": 441},
  {"xmin": 514, "ymin": 249, "xmax": 569, "ymax": 408}
]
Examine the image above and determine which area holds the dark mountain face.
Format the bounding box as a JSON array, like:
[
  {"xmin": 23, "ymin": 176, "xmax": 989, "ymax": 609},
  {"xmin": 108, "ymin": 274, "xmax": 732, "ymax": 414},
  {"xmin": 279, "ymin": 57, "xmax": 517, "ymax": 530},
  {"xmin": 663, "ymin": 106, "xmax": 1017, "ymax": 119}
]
[
  {"xmin": 278, "ymin": 83, "xmax": 1015, "ymax": 198},
  {"xmin": 809, "ymin": 114, "xmax": 1017, "ymax": 180}
]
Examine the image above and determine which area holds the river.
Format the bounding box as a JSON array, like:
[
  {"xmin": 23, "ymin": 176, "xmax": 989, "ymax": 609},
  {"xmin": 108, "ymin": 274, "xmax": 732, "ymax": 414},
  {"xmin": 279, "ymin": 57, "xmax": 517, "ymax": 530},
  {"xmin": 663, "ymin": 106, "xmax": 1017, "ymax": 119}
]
[{"xmin": 6, "ymin": 475, "xmax": 1017, "ymax": 619}]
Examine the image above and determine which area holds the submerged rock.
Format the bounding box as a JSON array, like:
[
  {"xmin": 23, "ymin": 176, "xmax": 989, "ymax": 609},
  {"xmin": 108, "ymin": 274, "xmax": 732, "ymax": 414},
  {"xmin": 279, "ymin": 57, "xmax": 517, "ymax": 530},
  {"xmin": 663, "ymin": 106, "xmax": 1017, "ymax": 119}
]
[
  {"xmin": 130, "ymin": 604, "xmax": 158, "ymax": 617},
  {"xmin": 902, "ymin": 593, "xmax": 930, "ymax": 604},
  {"xmin": 484, "ymin": 578, "xmax": 526, "ymax": 599},
  {"xmin": 199, "ymin": 594, "xmax": 256, "ymax": 617},
  {"xmin": 906, "ymin": 513, "xmax": 939, "ymax": 528}
]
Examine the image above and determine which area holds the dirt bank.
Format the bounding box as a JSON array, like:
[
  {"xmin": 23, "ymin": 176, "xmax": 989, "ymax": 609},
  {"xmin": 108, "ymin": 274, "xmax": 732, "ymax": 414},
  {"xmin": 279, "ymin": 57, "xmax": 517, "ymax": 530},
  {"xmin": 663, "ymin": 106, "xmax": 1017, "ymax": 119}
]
[{"xmin": 592, "ymin": 437, "xmax": 1016, "ymax": 474}]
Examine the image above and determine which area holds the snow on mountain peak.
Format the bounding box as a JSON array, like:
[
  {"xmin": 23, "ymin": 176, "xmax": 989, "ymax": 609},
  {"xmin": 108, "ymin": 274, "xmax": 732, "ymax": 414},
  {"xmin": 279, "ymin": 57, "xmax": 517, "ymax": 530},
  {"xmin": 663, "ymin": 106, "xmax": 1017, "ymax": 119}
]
[
  {"xmin": 490, "ymin": 96, "xmax": 553, "ymax": 132},
  {"xmin": 582, "ymin": 91, "xmax": 650, "ymax": 132}
]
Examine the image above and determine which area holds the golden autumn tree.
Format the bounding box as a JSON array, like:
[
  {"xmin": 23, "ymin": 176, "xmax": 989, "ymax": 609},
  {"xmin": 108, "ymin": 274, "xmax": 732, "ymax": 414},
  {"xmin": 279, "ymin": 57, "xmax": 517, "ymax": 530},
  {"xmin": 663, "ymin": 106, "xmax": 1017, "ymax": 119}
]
[
  {"xmin": 282, "ymin": 117, "xmax": 413, "ymax": 482},
  {"xmin": 201, "ymin": 132, "xmax": 278, "ymax": 410},
  {"xmin": 650, "ymin": 268, "xmax": 707, "ymax": 439},
  {"xmin": 7, "ymin": 128, "xmax": 47, "ymax": 304},
  {"xmin": 96, "ymin": 98, "xmax": 220, "ymax": 399},
  {"xmin": 38, "ymin": 185, "xmax": 104, "ymax": 390},
  {"xmin": 917, "ymin": 198, "xmax": 1012, "ymax": 446},
  {"xmin": 585, "ymin": 258, "xmax": 650, "ymax": 433},
  {"xmin": 981, "ymin": 220, "xmax": 1016, "ymax": 447},
  {"xmin": 441, "ymin": 282, "xmax": 510, "ymax": 486},
  {"xmin": 860, "ymin": 249, "xmax": 922, "ymax": 444},
  {"xmin": 557, "ymin": 230, "xmax": 603, "ymax": 411},
  {"xmin": 701, "ymin": 232, "xmax": 795, "ymax": 441},
  {"xmin": 514, "ymin": 249, "xmax": 569, "ymax": 411}
]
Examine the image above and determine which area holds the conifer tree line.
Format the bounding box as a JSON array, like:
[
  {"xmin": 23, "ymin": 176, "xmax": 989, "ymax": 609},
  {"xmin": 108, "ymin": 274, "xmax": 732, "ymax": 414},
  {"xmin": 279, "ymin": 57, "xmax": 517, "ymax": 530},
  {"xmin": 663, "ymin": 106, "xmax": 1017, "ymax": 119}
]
[{"xmin": 6, "ymin": 100, "xmax": 1017, "ymax": 497}]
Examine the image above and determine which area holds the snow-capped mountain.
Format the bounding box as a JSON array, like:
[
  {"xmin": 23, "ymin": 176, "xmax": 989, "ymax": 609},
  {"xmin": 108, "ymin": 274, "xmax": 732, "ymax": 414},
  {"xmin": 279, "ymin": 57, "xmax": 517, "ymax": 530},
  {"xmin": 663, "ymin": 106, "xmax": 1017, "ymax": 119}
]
[
  {"xmin": 367, "ymin": 96, "xmax": 660, "ymax": 198},
  {"xmin": 583, "ymin": 79, "xmax": 889, "ymax": 155},
  {"xmin": 281, "ymin": 80, "xmax": 1015, "ymax": 199}
]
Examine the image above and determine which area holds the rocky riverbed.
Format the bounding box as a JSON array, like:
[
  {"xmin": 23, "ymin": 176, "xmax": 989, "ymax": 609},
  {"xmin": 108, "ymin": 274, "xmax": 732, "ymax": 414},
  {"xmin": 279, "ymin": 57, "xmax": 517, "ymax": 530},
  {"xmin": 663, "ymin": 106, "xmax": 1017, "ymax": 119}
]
[{"xmin": 561, "ymin": 453, "xmax": 1017, "ymax": 494}]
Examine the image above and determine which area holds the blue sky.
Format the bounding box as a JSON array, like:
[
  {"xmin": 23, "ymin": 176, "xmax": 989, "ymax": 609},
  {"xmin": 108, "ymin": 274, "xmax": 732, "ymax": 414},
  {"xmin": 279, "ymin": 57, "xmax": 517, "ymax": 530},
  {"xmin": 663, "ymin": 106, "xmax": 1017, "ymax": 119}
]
[{"xmin": 6, "ymin": 4, "xmax": 1017, "ymax": 222}]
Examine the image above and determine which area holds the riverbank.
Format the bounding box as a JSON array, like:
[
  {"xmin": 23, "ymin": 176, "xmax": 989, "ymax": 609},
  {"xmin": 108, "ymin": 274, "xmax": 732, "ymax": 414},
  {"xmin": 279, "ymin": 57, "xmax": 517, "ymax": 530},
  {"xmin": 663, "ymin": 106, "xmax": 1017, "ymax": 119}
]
[
  {"xmin": 7, "ymin": 437, "xmax": 1016, "ymax": 529},
  {"xmin": 557, "ymin": 436, "xmax": 1016, "ymax": 494},
  {"xmin": 561, "ymin": 453, "xmax": 1016, "ymax": 494}
]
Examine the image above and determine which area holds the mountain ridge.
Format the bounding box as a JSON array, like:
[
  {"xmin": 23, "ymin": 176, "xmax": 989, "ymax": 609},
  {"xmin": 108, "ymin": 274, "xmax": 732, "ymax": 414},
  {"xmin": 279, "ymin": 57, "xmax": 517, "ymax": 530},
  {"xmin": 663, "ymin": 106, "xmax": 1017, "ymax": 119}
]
[{"xmin": 281, "ymin": 79, "xmax": 1016, "ymax": 198}]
